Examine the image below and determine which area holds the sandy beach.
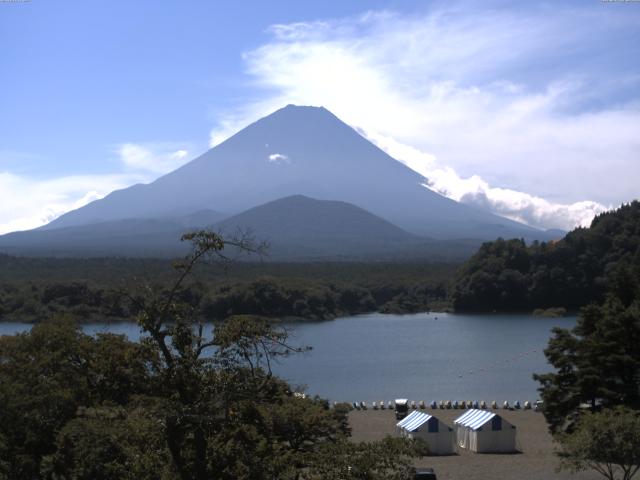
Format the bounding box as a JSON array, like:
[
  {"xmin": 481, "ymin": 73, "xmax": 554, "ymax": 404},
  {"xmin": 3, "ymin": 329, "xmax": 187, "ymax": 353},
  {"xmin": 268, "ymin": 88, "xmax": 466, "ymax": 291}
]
[{"xmin": 348, "ymin": 408, "xmax": 600, "ymax": 480}]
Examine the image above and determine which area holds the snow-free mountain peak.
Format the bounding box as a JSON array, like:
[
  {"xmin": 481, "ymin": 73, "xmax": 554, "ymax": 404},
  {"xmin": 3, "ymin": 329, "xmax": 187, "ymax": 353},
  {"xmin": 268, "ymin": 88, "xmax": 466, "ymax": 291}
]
[{"xmin": 40, "ymin": 105, "xmax": 550, "ymax": 241}]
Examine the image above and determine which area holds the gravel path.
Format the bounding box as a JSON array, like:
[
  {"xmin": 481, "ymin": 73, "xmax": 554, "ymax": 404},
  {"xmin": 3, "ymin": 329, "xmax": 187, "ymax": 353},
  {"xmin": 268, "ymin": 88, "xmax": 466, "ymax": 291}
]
[{"xmin": 348, "ymin": 408, "xmax": 600, "ymax": 480}]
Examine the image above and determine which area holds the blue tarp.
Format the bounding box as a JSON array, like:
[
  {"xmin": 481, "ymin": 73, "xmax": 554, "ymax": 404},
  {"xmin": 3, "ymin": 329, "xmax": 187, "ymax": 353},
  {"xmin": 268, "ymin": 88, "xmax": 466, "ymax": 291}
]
[{"xmin": 396, "ymin": 411, "xmax": 433, "ymax": 432}]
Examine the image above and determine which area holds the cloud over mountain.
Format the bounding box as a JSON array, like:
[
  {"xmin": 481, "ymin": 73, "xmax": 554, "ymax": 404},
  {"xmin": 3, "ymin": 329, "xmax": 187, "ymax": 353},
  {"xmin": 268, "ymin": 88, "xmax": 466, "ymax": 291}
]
[
  {"xmin": 0, "ymin": 172, "xmax": 133, "ymax": 235},
  {"xmin": 0, "ymin": 143, "xmax": 192, "ymax": 234},
  {"xmin": 118, "ymin": 143, "xmax": 190, "ymax": 174},
  {"xmin": 361, "ymin": 129, "xmax": 608, "ymax": 230},
  {"xmin": 1, "ymin": 2, "xmax": 637, "ymax": 235},
  {"xmin": 209, "ymin": 4, "xmax": 639, "ymax": 230}
]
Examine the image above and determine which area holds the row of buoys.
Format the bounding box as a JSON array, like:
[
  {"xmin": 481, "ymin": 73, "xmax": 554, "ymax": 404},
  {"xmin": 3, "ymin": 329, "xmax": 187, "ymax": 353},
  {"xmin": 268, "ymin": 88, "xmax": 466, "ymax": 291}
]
[{"xmin": 346, "ymin": 399, "xmax": 538, "ymax": 411}]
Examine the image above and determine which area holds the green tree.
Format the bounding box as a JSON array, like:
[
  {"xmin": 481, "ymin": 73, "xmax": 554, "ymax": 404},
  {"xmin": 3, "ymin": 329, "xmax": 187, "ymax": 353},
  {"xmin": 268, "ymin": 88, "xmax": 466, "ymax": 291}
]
[
  {"xmin": 117, "ymin": 231, "xmax": 424, "ymax": 479},
  {"xmin": 557, "ymin": 407, "xmax": 640, "ymax": 480},
  {"xmin": 0, "ymin": 318, "xmax": 155, "ymax": 479},
  {"xmin": 307, "ymin": 436, "xmax": 427, "ymax": 480},
  {"xmin": 534, "ymin": 263, "xmax": 640, "ymax": 433},
  {"xmin": 41, "ymin": 406, "xmax": 173, "ymax": 480},
  {"xmin": 0, "ymin": 432, "xmax": 9, "ymax": 480}
]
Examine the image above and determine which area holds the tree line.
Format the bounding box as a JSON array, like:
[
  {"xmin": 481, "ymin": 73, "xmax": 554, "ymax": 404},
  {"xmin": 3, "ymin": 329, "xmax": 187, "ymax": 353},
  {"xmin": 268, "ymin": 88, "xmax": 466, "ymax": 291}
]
[
  {"xmin": 450, "ymin": 201, "xmax": 640, "ymax": 312},
  {"xmin": 0, "ymin": 262, "xmax": 452, "ymax": 324}
]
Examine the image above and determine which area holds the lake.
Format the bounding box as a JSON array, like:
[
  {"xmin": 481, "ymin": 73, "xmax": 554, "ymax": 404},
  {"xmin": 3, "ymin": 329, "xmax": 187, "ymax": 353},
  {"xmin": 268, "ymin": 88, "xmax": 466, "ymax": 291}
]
[{"xmin": 0, "ymin": 312, "xmax": 575, "ymax": 403}]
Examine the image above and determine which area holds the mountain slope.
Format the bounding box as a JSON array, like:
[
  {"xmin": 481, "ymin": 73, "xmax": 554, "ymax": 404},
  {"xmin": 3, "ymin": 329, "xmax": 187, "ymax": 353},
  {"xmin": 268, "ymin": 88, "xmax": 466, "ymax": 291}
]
[
  {"xmin": 42, "ymin": 105, "xmax": 550, "ymax": 241},
  {"xmin": 0, "ymin": 210, "xmax": 226, "ymax": 257},
  {"xmin": 214, "ymin": 195, "xmax": 422, "ymax": 259},
  {"xmin": 0, "ymin": 196, "xmax": 480, "ymax": 260}
]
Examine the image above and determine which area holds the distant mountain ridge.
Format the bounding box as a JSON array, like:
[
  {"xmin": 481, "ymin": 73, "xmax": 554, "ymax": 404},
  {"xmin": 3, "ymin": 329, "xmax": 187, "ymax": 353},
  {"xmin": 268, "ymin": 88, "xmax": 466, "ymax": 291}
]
[
  {"xmin": 218, "ymin": 195, "xmax": 415, "ymax": 239},
  {"xmin": 215, "ymin": 195, "xmax": 421, "ymax": 259},
  {"xmin": 40, "ymin": 105, "xmax": 552, "ymax": 241},
  {"xmin": 0, "ymin": 218, "xmax": 193, "ymax": 257},
  {"xmin": 0, "ymin": 195, "xmax": 479, "ymax": 260}
]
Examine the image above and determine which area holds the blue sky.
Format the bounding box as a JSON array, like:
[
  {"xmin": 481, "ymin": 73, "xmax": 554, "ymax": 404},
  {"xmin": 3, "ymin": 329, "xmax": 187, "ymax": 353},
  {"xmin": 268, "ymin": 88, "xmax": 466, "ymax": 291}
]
[
  {"xmin": 1, "ymin": 0, "xmax": 639, "ymax": 233},
  {"xmin": 1, "ymin": 0, "xmax": 421, "ymax": 176}
]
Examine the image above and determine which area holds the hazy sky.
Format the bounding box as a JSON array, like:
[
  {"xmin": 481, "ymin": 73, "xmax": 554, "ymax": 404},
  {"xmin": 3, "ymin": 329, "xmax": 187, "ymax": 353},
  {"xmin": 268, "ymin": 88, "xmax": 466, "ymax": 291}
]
[{"xmin": 1, "ymin": 0, "xmax": 639, "ymax": 233}]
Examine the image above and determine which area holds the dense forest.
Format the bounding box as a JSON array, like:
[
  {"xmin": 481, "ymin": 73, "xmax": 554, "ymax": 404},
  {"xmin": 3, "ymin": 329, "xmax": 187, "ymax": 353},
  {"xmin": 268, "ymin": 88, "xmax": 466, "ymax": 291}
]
[
  {"xmin": 0, "ymin": 257, "xmax": 454, "ymax": 323},
  {"xmin": 450, "ymin": 201, "xmax": 640, "ymax": 312}
]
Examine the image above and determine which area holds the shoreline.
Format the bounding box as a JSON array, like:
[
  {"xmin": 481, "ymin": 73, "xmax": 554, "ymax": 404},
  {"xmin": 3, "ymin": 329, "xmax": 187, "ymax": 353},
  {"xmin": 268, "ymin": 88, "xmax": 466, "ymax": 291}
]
[{"xmin": 0, "ymin": 309, "xmax": 578, "ymax": 326}]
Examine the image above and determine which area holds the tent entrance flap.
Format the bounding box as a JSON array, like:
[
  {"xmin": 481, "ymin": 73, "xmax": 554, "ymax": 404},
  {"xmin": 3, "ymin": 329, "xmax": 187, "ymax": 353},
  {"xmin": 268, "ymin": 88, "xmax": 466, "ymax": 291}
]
[{"xmin": 453, "ymin": 409, "xmax": 517, "ymax": 453}]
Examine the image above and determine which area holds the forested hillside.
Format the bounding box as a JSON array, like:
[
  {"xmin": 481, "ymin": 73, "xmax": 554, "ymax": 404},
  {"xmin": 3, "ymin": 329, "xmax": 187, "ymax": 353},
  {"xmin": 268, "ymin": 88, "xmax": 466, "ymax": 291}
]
[
  {"xmin": 0, "ymin": 258, "xmax": 453, "ymax": 323},
  {"xmin": 450, "ymin": 201, "xmax": 640, "ymax": 312}
]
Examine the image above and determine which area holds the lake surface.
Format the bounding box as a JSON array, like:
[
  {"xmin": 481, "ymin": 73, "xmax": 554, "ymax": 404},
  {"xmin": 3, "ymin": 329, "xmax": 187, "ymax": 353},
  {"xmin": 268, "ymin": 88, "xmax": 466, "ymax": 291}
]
[{"xmin": 0, "ymin": 312, "xmax": 575, "ymax": 403}]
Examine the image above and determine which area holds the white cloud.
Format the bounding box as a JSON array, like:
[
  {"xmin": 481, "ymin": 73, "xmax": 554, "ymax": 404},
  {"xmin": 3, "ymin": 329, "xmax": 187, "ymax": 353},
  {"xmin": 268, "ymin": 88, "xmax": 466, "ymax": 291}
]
[
  {"xmin": 210, "ymin": 5, "xmax": 640, "ymax": 230},
  {"xmin": 0, "ymin": 142, "xmax": 192, "ymax": 234},
  {"xmin": 118, "ymin": 143, "xmax": 190, "ymax": 174},
  {"xmin": 268, "ymin": 153, "xmax": 290, "ymax": 163},
  {"xmin": 361, "ymin": 129, "xmax": 609, "ymax": 230},
  {"xmin": 0, "ymin": 171, "xmax": 146, "ymax": 234}
]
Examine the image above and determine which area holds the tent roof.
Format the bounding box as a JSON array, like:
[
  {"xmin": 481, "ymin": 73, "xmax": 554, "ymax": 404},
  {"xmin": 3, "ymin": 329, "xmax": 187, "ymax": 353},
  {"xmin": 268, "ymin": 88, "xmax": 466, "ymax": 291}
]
[
  {"xmin": 454, "ymin": 409, "xmax": 499, "ymax": 431},
  {"xmin": 396, "ymin": 411, "xmax": 434, "ymax": 432}
]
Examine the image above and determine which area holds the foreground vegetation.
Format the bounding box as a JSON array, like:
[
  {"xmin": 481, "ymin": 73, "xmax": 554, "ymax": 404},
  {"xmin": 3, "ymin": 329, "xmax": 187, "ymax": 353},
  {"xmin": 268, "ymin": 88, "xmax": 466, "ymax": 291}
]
[
  {"xmin": 0, "ymin": 232, "xmax": 426, "ymax": 480},
  {"xmin": 557, "ymin": 408, "xmax": 640, "ymax": 480},
  {"xmin": 533, "ymin": 226, "xmax": 640, "ymax": 479}
]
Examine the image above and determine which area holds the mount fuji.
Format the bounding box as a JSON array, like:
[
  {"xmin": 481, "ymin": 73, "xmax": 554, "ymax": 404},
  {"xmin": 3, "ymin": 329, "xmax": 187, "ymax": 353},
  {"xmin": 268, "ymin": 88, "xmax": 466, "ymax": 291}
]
[{"xmin": 0, "ymin": 105, "xmax": 558, "ymax": 258}]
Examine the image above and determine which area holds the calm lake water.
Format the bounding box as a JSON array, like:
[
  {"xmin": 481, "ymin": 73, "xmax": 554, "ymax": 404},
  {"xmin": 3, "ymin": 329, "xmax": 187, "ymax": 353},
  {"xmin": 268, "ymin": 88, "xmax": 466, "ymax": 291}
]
[{"xmin": 0, "ymin": 312, "xmax": 575, "ymax": 403}]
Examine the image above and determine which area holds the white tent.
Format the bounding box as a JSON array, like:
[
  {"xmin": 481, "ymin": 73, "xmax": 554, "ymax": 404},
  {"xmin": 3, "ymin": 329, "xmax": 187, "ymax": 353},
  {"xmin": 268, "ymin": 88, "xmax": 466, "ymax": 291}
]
[
  {"xmin": 454, "ymin": 409, "xmax": 517, "ymax": 453},
  {"xmin": 396, "ymin": 410, "xmax": 455, "ymax": 455}
]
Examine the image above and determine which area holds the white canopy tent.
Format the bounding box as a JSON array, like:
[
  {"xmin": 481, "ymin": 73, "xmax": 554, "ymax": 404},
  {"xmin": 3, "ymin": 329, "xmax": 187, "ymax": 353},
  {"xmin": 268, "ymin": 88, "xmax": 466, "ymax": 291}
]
[
  {"xmin": 454, "ymin": 409, "xmax": 517, "ymax": 453},
  {"xmin": 396, "ymin": 411, "xmax": 455, "ymax": 455}
]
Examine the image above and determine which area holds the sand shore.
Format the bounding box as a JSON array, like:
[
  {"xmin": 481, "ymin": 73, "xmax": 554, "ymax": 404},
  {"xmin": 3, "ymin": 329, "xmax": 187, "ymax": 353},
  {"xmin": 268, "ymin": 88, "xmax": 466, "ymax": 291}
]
[{"xmin": 348, "ymin": 408, "xmax": 599, "ymax": 480}]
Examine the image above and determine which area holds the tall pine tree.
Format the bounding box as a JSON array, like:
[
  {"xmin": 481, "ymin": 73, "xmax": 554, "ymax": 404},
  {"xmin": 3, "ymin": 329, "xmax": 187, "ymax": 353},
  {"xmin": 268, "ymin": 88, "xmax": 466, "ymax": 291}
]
[{"xmin": 535, "ymin": 257, "xmax": 640, "ymax": 433}]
